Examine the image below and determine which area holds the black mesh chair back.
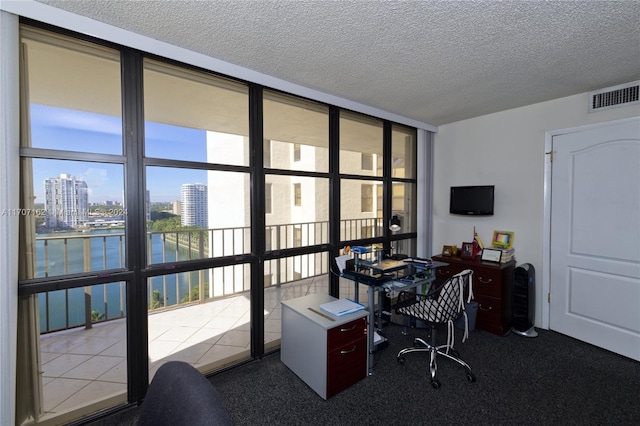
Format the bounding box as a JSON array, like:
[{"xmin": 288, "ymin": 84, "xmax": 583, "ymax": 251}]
[{"xmin": 396, "ymin": 272, "xmax": 466, "ymax": 325}]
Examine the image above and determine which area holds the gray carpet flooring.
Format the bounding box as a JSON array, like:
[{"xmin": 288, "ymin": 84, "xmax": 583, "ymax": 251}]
[{"xmin": 86, "ymin": 324, "xmax": 640, "ymax": 425}]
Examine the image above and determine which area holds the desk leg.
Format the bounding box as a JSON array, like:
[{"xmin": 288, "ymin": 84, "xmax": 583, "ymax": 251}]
[
  {"xmin": 376, "ymin": 290, "xmax": 384, "ymax": 332},
  {"xmin": 354, "ymin": 278, "xmax": 359, "ymax": 303},
  {"xmin": 402, "ymin": 315, "xmax": 410, "ymax": 336},
  {"xmin": 367, "ymin": 285, "xmax": 375, "ymax": 375}
]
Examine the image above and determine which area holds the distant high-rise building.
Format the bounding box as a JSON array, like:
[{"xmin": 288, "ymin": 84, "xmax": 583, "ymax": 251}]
[
  {"xmin": 172, "ymin": 200, "xmax": 182, "ymax": 216},
  {"xmin": 181, "ymin": 183, "xmax": 208, "ymax": 228},
  {"xmin": 145, "ymin": 190, "xmax": 151, "ymax": 220},
  {"xmin": 44, "ymin": 173, "xmax": 89, "ymax": 229}
]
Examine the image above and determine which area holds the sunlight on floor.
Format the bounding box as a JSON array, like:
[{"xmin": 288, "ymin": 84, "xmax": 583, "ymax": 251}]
[{"xmin": 31, "ymin": 275, "xmax": 364, "ymax": 425}]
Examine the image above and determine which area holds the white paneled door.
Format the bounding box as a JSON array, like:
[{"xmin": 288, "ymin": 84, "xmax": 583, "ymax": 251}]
[{"xmin": 550, "ymin": 117, "xmax": 640, "ymax": 361}]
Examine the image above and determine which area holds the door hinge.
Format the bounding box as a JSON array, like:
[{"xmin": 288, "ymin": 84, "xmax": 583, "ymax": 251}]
[
  {"xmin": 546, "ymin": 151, "xmax": 554, "ymax": 162},
  {"xmin": 547, "ymin": 293, "xmax": 550, "ymax": 303}
]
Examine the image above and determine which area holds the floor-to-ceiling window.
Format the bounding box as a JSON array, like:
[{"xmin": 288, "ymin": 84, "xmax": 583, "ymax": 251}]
[
  {"xmin": 16, "ymin": 21, "xmax": 421, "ymax": 425},
  {"xmin": 390, "ymin": 123, "xmax": 417, "ymax": 255},
  {"xmin": 262, "ymin": 90, "xmax": 331, "ymax": 350},
  {"xmin": 17, "ymin": 26, "xmax": 129, "ymax": 424},
  {"xmin": 337, "ymin": 111, "xmax": 417, "ymax": 299},
  {"xmin": 142, "ymin": 59, "xmax": 253, "ymax": 375},
  {"xmin": 339, "ymin": 111, "xmax": 385, "ymax": 242}
]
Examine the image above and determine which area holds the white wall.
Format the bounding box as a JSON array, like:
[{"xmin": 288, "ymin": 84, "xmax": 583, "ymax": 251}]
[{"xmin": 433, "ymin": 92, "xmax": 639, "ymax": 327}]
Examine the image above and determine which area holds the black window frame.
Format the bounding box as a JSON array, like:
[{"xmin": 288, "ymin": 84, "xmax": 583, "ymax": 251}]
[{"xmin": 16, "ymin": 17, "xmax": 423, "ymax": 416}]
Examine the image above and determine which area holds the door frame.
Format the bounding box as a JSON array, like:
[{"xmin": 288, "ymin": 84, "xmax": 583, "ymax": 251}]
[{"xmin": 542, "ymin": 116, "xmax": 640, "ymax": 330}]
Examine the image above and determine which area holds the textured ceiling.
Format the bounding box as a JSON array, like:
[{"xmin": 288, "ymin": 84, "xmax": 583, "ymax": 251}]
[{"xmin": 36, "ymin": 0, "xmax": 640, "ymax": 126}]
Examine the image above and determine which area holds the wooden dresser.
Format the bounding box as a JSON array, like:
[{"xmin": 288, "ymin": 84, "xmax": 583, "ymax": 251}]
[
  {"xmin": 432, "ymin": 254, "xmax": 515, "ymax": 335},
  {"xmin": 281, "ymin": 293, "xmax": 367, "ymax": 399}
]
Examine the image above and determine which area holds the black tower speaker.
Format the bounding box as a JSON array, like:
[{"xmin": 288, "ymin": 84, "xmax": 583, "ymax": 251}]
[{"xmin": 512, "ymin": 263, "xmax": 537, "ymax": 337}]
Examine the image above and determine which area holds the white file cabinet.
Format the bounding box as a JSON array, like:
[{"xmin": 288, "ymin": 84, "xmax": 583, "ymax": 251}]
[{"xmin": 281, "ymin": 293, "xmax": 367, "ymax": 399}]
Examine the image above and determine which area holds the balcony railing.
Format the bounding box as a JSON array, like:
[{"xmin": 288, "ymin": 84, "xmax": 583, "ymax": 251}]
[{"xmin": 34, "ymin": 217, "xmax": 384, "ymax": 334}]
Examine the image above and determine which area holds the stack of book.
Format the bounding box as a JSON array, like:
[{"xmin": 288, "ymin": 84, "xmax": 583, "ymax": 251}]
[{"xmin": 493, "ymin": 247, "xmax": 515, "ymax": 263}]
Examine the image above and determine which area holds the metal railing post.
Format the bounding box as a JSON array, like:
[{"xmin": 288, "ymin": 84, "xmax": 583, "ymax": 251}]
[
  {"xmin": 83, "ymin": 237, "xmax": 92, "ymax": 329},
  {"xmin": 276, "ymin": 225, "xmax": 281, "ymax": 286}
]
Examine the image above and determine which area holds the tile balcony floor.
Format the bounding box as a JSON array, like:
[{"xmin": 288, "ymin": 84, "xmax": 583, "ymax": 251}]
[{"xmin": 34, "ymin": 275, "xmax": 364, "ymax": 425}]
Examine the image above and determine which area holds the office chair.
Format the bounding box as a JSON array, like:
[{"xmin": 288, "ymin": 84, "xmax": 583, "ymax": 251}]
[{"xmin": 395, "ymin": 269, "xmax": 476, "ymax": 389}]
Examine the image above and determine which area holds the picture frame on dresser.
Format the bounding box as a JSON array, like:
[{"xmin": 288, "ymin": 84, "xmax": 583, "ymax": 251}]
[
  {"xmin": 492, "ymin": 230, "xmax": 514, "ymax": 249},
  {"xmin": 461, "ymin": 242, "xmax": 474, "ymax": 259},
  {"xmin": 481, "ymin": 248, "xmax": 502, "ymax": 263}
]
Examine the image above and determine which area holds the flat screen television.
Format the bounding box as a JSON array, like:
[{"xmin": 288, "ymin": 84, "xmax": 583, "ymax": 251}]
[{"xmin": 449, "ymin": 185, "xmax": 494, "ymax": 216}]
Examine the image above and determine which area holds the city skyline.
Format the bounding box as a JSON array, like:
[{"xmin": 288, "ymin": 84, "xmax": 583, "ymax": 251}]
[{"xmin": 37, "ymin": 172, "xmax": 206, "ymax": 210}]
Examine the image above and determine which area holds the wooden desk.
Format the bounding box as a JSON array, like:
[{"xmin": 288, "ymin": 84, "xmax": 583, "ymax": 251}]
[{"xmin": 432, "ymin": 254, "xmax": 515, "ymax": 335}]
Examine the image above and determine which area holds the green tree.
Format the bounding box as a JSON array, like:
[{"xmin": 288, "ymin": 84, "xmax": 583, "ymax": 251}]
[
  {"xmin": 150, "ymin": 210, "xmax": 178, "ymax": 221},
  {"xmin": 151, "ymin": 216, "xmax": 182, "ymax": 232},
  {"xmin": 150, "ymin": 289, "xmax": 164, "ymax": 310},
  {"xmin": 91, "ymin": 310, "xmax": 105, "ymax": 322},
  {"xmin": 182, "ymin": 286, "xmax": 198, "ymax": 303},
  {"xmin": 181, "ymin": 284, "xmax": 209, "ymax": 303}
]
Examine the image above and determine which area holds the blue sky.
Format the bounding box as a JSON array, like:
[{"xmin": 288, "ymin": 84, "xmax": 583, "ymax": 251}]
[{"xmin": 31, "ymin": 104, "xmax": 208, "ymax": 203}]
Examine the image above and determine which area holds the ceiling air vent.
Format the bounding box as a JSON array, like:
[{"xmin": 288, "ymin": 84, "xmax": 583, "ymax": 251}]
[{"xmin": 589, "ymin": 81, "xmax": 640, "ymax": 112}]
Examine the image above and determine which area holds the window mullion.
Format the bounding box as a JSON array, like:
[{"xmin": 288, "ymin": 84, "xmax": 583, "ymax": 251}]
[
  {"xmin": 122, "ymin": 48, "xmax": 148, "ymax": 403},
  {"xmin": 249, "ymin": 83, "xmax": 265, "ymax": 359}
]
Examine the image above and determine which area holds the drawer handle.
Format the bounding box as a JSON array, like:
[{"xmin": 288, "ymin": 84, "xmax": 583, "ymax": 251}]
[
  {"xmin": 478, "ymin": 277, "xmax": 493, "ymax": 284},
  {"xmin": 479, "ymin": 304, "xmax": 493, "ymax": 311},
  {"xmin": 340, "ymin": 324, "xmax": 357, "ymax": 332},
  {"xmin": 340, "ymin": 346, "xmax": 357, "ymax": 354}
]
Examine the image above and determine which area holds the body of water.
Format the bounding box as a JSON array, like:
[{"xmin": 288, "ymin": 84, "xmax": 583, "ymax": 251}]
[{"xmin": 36, "ymin": 229, "xmax": 208, "ymax": 332}]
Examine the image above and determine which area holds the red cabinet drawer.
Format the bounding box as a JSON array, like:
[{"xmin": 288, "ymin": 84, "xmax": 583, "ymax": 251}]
[
  {"xmin": 327, "ymin": 317, "xmax": 366, "ymax": 350},
  {"xmin": 475, "ymin": 293, "xmax": 502, "ymax": 324},
  {"xmin": 326, "ymin": 337, "xmax": 367, "ymax": 398},
  {"xmin": 472, "ymin": 268, "xmax": 502, "ymax": 298},
  {"xmin": 435, "ymin": 264, "xmax": 466, "ymax": 280}
]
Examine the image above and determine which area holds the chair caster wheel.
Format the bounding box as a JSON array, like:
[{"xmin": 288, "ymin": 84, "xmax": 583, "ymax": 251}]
[
  {"xmin": 397, "ymin": 356, "xmax": 406, "ymax": 365},
  {"xmin": 466, "ymin": 372, "xmax": 476, "ymax": 382},
  {"xmin": 431, "ymin": 380, "xmax": 441, "ymax": 389}
]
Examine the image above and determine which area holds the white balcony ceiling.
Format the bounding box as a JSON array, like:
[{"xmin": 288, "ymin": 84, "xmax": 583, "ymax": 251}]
[{"xmin": 35, "ymin": 0, "xmax": 640, "ymax": 126}]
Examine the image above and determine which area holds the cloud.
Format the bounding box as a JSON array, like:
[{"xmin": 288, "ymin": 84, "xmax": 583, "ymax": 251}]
[
  {"xmin": 82, "ymin": 167, "xmax": 109, "ymax": 188},
  {"xmin": 32, "ymin": 104, "xmax": 122, "ymax": 135}
]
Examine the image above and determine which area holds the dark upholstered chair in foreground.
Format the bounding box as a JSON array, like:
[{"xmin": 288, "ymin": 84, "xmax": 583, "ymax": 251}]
[{"xmin": 138, "ymin": 361, "xmax": 232, "ymax": 426}]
